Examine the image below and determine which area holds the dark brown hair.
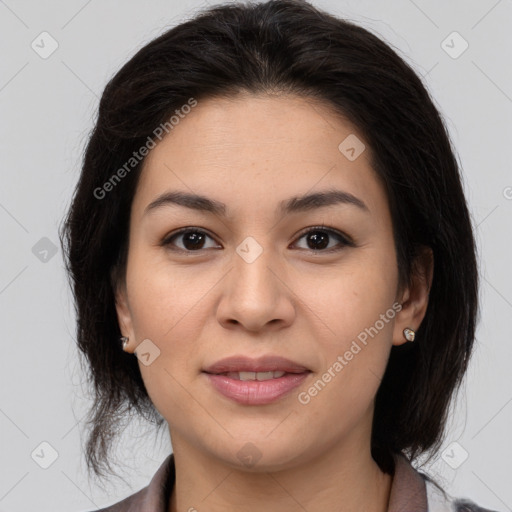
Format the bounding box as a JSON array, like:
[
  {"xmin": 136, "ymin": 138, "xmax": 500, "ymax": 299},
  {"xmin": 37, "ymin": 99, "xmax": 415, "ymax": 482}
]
[{"xmin": 59, "ymin": 0, "xmax": 479, "ymax": 480}]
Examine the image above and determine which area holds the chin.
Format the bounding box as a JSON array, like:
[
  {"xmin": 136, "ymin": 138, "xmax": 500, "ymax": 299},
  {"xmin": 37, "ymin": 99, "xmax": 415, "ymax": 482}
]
[{"xmin": 212, "ymin": 437, "xmax": 310, "ymax": 473}]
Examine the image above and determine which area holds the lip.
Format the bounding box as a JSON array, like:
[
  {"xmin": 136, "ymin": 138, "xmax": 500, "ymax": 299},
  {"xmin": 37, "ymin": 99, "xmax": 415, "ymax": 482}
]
[
  {"xmin": 202, "ymin": 355, "xmax": 310, "ymax": 374},
  {"xmin": 203, "ymin": 372, "xmax": 311, "ymax": 405},
  {"xmin": 202, "ymin": 355, "xmax": 311, "ymax": 405}
]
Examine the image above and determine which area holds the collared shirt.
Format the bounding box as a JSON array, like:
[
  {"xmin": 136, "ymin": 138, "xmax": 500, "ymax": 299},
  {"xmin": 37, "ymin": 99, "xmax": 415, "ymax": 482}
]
[{"xmin": 86, "ymin": 452, "xmax": 499, "ymax": 512}]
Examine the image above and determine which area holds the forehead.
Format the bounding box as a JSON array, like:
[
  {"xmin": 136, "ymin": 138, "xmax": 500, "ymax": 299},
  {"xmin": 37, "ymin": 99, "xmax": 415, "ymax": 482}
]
[{"xmin": 131, "ymin": 93, "xmax": 387, "ymax": 220}]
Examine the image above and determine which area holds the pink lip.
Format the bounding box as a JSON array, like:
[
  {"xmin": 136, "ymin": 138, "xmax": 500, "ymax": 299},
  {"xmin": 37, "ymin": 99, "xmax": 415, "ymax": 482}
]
[
  {"xmin": 204, "ymin": 372, "xmax": 310, "ymax": 405},
  {"xmin": 202, "ymin": 355, "xmax": 312, "ymax": 405},
  {"xmin": 202, "ymin": 355, "xmax": 310, "ymax": 374}
]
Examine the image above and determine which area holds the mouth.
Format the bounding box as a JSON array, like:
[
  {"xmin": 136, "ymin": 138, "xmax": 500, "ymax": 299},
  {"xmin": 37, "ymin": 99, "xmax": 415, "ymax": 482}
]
[{"xmin": 201, "ymin": 355, "xmax": 312, "ymax": 405}]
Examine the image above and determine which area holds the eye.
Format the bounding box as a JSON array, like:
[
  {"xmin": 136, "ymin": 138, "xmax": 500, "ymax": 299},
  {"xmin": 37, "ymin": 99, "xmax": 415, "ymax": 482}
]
[
  {"xmin": 161, "ymin": 225, "xmax": 354, "ymax": 254},
  {"xmin": 292, "ymin": 225, "xmax": 354, "ymax": 253},
  {"xmin": 161, "ymin": 228, "xmax": 220, "ymax": 252}
]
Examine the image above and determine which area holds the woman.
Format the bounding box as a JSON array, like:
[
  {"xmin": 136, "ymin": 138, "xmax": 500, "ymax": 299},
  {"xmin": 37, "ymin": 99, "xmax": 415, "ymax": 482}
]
[{"xmin": 59, "ymin": 1, "xmax": 500, "ymax": 511}]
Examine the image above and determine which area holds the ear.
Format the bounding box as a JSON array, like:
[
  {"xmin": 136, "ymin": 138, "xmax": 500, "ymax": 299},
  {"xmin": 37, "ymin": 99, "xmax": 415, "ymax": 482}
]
[
  {"xmin": 113, "ymin": 270, "xmax": 136, "ymax": 353},
  {"xmin": 392, "ymin": 246, "xmax": 434, "ymax": 346}
]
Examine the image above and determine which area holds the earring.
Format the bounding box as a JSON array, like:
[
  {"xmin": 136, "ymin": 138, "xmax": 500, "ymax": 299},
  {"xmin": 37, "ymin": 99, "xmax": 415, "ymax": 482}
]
[
  {"xmin": 403, "ymin": 328, "xmax": 415, "ymax": 342},
  {"xmin": 120, "ymin": 336, "xmax": 129, "ymax": 350}
]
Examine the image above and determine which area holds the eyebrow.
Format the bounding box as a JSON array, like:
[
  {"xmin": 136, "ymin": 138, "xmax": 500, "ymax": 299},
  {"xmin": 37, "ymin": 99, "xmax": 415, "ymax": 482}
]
[{"xmin": 143, "ymin": 188, "xmax": 369, "ymax": 217}]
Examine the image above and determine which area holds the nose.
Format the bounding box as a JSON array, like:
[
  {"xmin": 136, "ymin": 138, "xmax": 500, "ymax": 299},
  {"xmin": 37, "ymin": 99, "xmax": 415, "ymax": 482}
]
[{"xmin": 216, "ymin": 240, "xmax": 296, "ymax": 333}]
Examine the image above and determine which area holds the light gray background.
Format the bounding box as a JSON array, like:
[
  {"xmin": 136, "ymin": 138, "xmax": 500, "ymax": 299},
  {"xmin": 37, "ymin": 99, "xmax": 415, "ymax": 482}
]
[{"xmin": 1, "ymin": 0, "xmax": 511, "ymax": 511}]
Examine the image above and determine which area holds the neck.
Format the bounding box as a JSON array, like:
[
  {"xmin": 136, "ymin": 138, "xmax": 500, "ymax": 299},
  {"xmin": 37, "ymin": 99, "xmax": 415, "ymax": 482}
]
[{"xmin": 168, "ymin": 433, "xmax": 393, "ymax": 512}]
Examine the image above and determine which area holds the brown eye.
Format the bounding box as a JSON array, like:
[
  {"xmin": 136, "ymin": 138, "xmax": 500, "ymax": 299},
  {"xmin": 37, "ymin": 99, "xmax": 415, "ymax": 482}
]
[
  {"xmin": 162, "ymin": 228, "xmax": 219, "ymax": 252},
  {"xmin": 293, "ymin": 226, "xmax": 354, "ymax": 252},
  {"xmin": 161, "ymin": 225, "xmax": 354, "ymax": 254}
]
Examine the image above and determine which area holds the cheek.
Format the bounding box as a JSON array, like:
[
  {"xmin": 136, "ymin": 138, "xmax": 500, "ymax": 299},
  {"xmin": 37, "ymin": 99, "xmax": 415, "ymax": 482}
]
[
  {"xmin": 125, "ymin": 256, "xmax": 204, "ymax": 419},
  {"xmin": 296, "ymin": 251, "xmax": 396, "ymax": 397},
  {"xmin": 126, "ymin": 244, "xmax": 199, "ymax": 337},
  {"xmin": 298, "ymin": 278, "xmax": 395, "ymax": 433},
  {"xmin": 123, "ymin": 255, "xmax": 207, "ymax": 406},
  {"xmin": 299, "ymin": 251, "xmax": 397, "ymax": 338}
]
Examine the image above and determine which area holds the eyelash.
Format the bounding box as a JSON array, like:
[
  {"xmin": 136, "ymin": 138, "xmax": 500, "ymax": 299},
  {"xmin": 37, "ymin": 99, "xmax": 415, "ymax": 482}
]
[{"xmin": 161, "ymin": 225, "xmax": 355, "ymax": 254}]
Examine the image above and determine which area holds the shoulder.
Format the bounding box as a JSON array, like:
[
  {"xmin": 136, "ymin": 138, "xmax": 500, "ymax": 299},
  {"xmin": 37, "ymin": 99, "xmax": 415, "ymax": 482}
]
[
  {"xmin": 424, "ymin": 475, "xmax": 501, "ymax": 512},
  {"xmin": 82, "ymin": 486, "xmax": 148, "ymax": 511},
  {"xmin": 80, "ymin": 453, "xmax": 175, "ymax": 512}
]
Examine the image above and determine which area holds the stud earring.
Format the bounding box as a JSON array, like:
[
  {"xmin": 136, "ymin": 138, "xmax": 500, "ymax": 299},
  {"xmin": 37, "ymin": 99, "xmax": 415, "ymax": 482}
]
[
  {"xmin": 403, "ymin": 328, "xmax": 415, "ymax": 342},
  {"xmin": 120, "ymin": 336, "xmax": 129, "ymax": 350}
]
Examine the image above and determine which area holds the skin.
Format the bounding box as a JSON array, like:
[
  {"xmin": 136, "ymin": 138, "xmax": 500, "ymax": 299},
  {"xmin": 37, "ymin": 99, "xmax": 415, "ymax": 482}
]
[{"xmin": 115, "ymin": 93, "xmax": 433, "ymax": 512}]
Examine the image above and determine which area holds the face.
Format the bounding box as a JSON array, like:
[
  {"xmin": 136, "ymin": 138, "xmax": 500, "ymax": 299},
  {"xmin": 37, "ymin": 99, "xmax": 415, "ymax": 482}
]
[{"xmin": 115, "ymin": 93, "xmax": 429, "ymax": 471}]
